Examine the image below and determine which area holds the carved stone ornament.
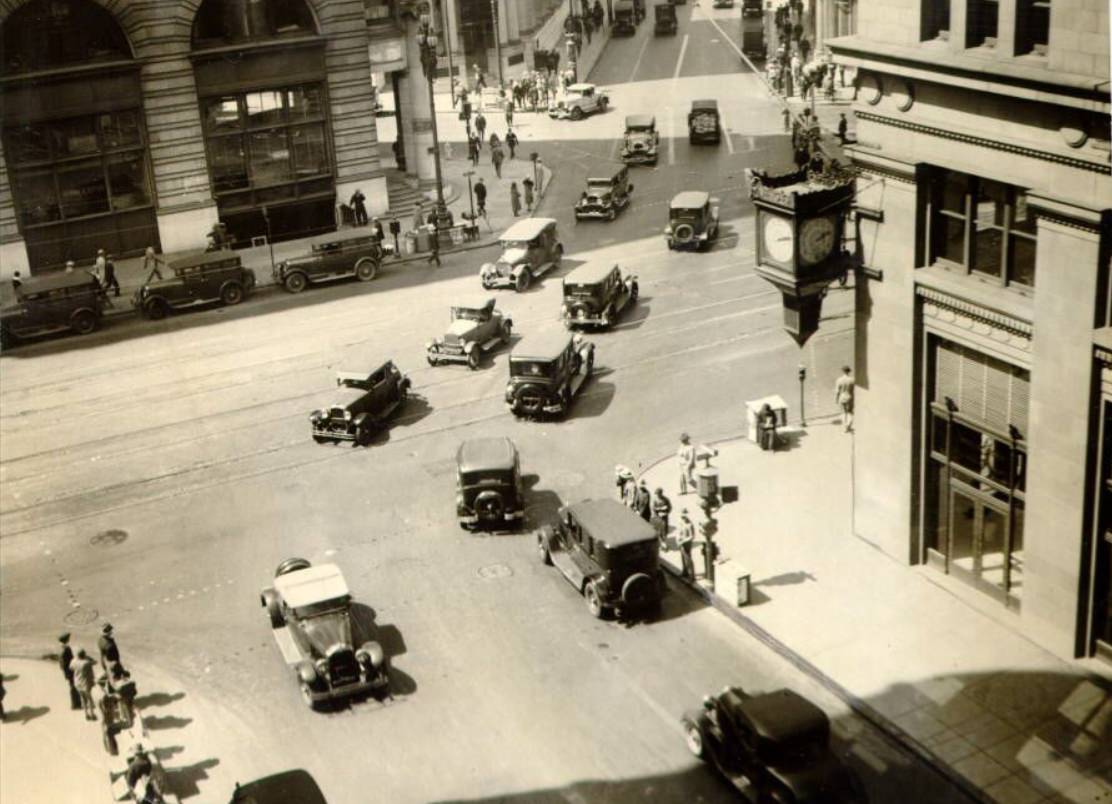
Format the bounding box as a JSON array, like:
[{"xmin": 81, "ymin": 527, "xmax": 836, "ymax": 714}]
[
  {"xmin": 1060, "ymin": 125, "xmax": 1088, "ymax": 149},
  {"xmin": 891, "ymin": 79, "xmax": 914, "ymax": 112},
  {"xmin": 858, "ymin": 72, "xmax": 883, "ymax": 105}
]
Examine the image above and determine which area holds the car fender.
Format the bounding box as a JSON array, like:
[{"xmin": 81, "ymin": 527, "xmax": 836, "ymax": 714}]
[
  {"xmin": 309, "ymin": 409, "xmax": 326, "ymax": 423},
  {"xmin": 296, "ymin": 661, "xmax": 318, "ymax": 684},
  {"xmin": 509, "ymin": 263, "xmax": 528, "ymax": 279},
  {"xmin": 585, "ymin": 573, "xmax": 610, "ymax": 598},
  {"xmin": 463, "ymin": 341, "xmax": 476, "ymax": 354},
  {"xmin": 357, "ymin": 641, "xmax": 386, "ymax": 669},
  {"xmin": 353, "ymin": 412, "xmax": 371, "ymax": 428},
  {"xmin": 479, "ymin": 262, "xmax": 496, "ymax": 277},
  {"xmin": 538, "ymin": 525, "xmax": 556, "ymax": 552}
]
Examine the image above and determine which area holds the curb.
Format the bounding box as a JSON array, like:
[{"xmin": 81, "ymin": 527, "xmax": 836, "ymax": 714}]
[{"xmin": 642, "ymin": 436, "xmax": 991, "ymax": 804}]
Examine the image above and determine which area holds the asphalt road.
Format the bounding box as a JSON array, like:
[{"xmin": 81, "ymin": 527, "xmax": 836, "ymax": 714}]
[{"xmin": 0, "ymin": 9, "xmax": 972, "ymax": 804}]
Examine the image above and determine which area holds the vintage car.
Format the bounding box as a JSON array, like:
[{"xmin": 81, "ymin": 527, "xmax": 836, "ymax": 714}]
[
  {"xmin": 562, "ymin": 263, "xmax": 638, "ymax": 329},
  {"xmin": 621, "ymin": 115, "xmax": 659, "ymax": 164},
  {"xmin": 480, "ymin": 218, "xmax": 564, "ymax": 292},
  {"xmin": 309, "ymin": 361, "xmax": 410, "ymax": 446},
  {"xmin": 134, "ymin": 251, "xmax": 256, "ymax": 320},
  {"xmin": 537, "ymin": 499, "xmax": 666, "ymax": 620},
  {"xmin": 665, "ymin": 191, "xmax": 720, "ymax": 251},
  {"xmin": 713, "ymin": 0, "xmax": 734, "ymax": 7},
  {"xmin": 653, "ymin": 3, "xmax": 677, "ymax": 34},
  {"xmin": 689, "ymin": 99, "xmax": 722, "ymax": 144},
  {"xmin": 273, "ymin": 229, "xmax": 384, "ymax": 293},
  {"xmin": 505, "ymin": 330, "xmax": 594, "ymax": 419},
  {"xmin": 574, "ymin": 166, "xmax": 634, "ymax": 221},
  {"xmin": 0, "ymin": 272, "xmax": 105, "ymax": 348},
  {"xmin": 549, "ymin": 83, "xmax": 610, "ymax": 120},
  {"xmin": 682, "ymin": 686, "xmax": 866, "ymax": 803},
  {"xmin": 230, "ymin": 770, "xmax": 328, "ymax": 804},
  {"xmin": 455, "ymin": 437, "xmax": 525, "ymax": 530},
  {"xmin": 613, "ymin": 0, "xmax": 637, "ymax": 34},
  {"xmin": 426, "ymin": 297, "xmax": 513, "ymax": 369},
  {"xmin": 742, "ymin": 0, "xmax": 763, "ymax": 15},
  {"xmin": 260, "ymin": 559, "xmax": 389, "ymax": 709}
]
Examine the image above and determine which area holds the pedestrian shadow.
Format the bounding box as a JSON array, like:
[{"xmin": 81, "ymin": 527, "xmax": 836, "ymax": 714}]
[
  {"xmin": 0, "ymin": 672, "xmax": 19, "ymax": 682},
  {"xmin": 143, "ymin": 714, "xmax": 193, "ymax": 731},
  {"xmin": 134, "ymin": 691, "xmax": 185, "ymax": 709},
  {"xmin": 754, "ymin": 570, "xmax": 817, "ymax": 587},
  {"xmin": 163, "ymin": 757, "xmax": 219, "ymax": 800},
  {"xmin": 154, "ymin": 745, "xmax": 186, "ymax": 762},
  {"xmin": 3, "ymin": 704, "xmax": 49, "ymax": 724}
]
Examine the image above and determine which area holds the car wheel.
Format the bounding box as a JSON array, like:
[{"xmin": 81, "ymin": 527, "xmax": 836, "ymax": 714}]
[
  {"xmin": 481, "ymin": 275, "xmax": 495, "ymax": 290},
  {"xmin": 261, "ymin": 590, "xmax": 285, "ymax": 628},
  {"xmin": 630, "ymin": 281, "xmax": 639, "ymax": 303},
  {"xmin": 515, "ymin": 270, "xmax": 531, "ymax": 293},
  {"xmin": 145, "ymin": 298, "xmax": 169, "ymax": 320},
  {"xmin": 300, "ymin": 681, "xmax": 321, "ymax": 711},
  {"xmin": 570, "ymin": 107, "xmax": 584, "ymax": 121},
  {"xmin": 426, "ymin": 352, "xmax": 439, "ymax": 367},
  {"xmin": 538, "ymin": 534, "xmax": 552, "ymax": 564},
  {"xmin": 0, "ymin": 327, "xmax": 14, "ymax": 350},
  {"xmin": 355, "ymin": 426, "xmax": 373, "ymax": 447},
  {"xmin": 466, "ymin": 348, "xmax": 480, "ymax": 370},
  {"xmin": 500, "ymin": 320, "xmax": 512, "ymax": 345},
  {"xmin": 275, "ymin": 557, "xmax": 311, "ymax": 577},
  {"xmin": 683, "ymin": 719, "xmax": 706, "ymax": 759},
  {"xmin": 554, "ymin": 244, "xmax": 564, "ymax": 265},
  {"xmin": 355, "ymin": 258, "xmax": 378, "ymax": 281},
  {"xmin": 284, "ymin": 272, "xmax": 308, "ymax": 293},
  {"xmin": 220, "ymin": 282, "xmax": 244, "ymax": 306},
  {"xmin": 70, "ymin": 309, "xmax": 97, "ymax": 336},
  {"xmin": 585, "ymin": 580, "xmax": 604, "ymax": 618}
]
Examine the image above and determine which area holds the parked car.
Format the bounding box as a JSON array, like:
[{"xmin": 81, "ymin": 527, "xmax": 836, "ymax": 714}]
[
  {"xmin": 260, "ymin": 559, "xmax": 389, "ymax": 710},
  {"xmin": 0, "ymin": 272, "xmax": 105, "ymax": 348},
  {"xmin": 688, "ymin": 99, "xmax": 722, "ymax": 144},
  {"xmin": 480, "ymin": 218, "xmax": 564, "ymax": 292},
  {"xmin": 621, "ymin": 114, "xmax": 660, "ymax": 164},
  {"xmin": 575, "ymin": 165, "xmax": 634, "ymax": 221},
  {"xmin": 273, "ymin": 229, "xmax": 384, "ymax": 293},
  {"xmin": 537, "ymin": 499, "xmax": 666, "ymax": 619},
  {"xmin": 682, "ymin": 686, "xmax": 866, "ymax": 803},
  {"xmin": 613, "ymin": 0, "xmax": 637, "ymax": 34},
  {"xmin": 455, "ymin": 437, "xmax": 525, "ymax": 530},
  {"xmin": 562, "ymin": 263, "xmax": 638, "ymax": 329},
  {"xmin": 427, "ymin": 297, "xmax": 513, "ymax": 369},
  {"xmin": 231, "ymin": 770, "xmax": 328, "ymax": 804},
  {"xmin": 653, "ymin": 3, "xmax": 677, "ymax": 34},
  {"xmin": 505, "ymin": 330, "xmax": 594, "ymax": 419},
  {"xmin": 742, "ymin": 13, "xmax": 766, "ymax": 59},
  {"xmin": 665, "ymin": 191, "xmax": 720, "ymax": 251},
  {"xmin": 713, "ymin": 0, "xmax": 734, "ymax": 7},
  {"xmin": 549, "ymin": 83, "xmax": 610, "ymax": 120},
  {"xmin": 134, "ymin": 251, "xmax": 256, "ymax": 320},
  {"xmin": 309, "ymin": 361, "xmax": 410, "ymax": 446}
]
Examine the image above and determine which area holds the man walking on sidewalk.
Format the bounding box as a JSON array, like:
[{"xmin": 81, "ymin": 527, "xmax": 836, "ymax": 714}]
[
  {"xmin": 835, "ymin": 365, "xmax": 855, "ymax": 432},
  {"xmin": 510, "ymin": 181, "xmax": 522, "ymax": 217},
  {"xmin": 475, "ymin": 112, "xmax": 487, "ymax": 145},
  {"xmin": 492, "ymin": 144, "xmax": 505, "ymax": 179},
  {"xmin": 652, "ymin": 487, "xmax": 672, "ymax": 540},
  {"xmin": 634, "ymin": 480, "xmax": 652, "ymax": 522},
  {"xmin": 837, "ymin": 113, "xmax": 849, "ymax": 144},
  {"xmin": 474, "ymin": 177, "xmax": 488, "ymax": 217},
  {"xmin": 678, "ymin": 510, "xmax": 696, "ymax": 581},
  {"xmin": 71, "ymin": 649, "xmax": 97, "ymax": 720},
  {"xmin": 102, "ymin": 253, "xmax": 121, "ymax": 297},
  {"xmin": 58, "ymin": 633, "xmax": 80, "ymax": 710},
  {"xmin": 506, "ymin": 128, "xmax": 518, "ymax": 159},
  {"xmin": 677, "ymin": 433, "xmax": 696, "ymax": 494}
]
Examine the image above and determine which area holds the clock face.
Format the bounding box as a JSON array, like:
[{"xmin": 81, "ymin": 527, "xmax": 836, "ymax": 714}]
[
  {"xmin": 762, "ymin": 214, "xmax": 794, "ymax": 264},
  {"xmin": 799, "ymin": 216, "xmax": 837, "ymax": 266}
]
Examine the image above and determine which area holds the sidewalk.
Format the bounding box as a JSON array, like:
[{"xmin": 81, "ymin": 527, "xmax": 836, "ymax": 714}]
[
  {"xmin": 98, "ymin": 154, "xmax": 554, "ymax": 319},
  {"xmin": 641, "ymin": 421, "xmax": 1112, "ymax": 804}
]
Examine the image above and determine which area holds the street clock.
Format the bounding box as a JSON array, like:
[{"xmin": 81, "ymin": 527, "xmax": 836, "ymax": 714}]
[{"xmin": 749, "ymin": 168, "xmax": 854, "ymax": 346}]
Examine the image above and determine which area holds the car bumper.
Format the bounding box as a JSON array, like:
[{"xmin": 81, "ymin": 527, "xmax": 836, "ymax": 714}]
[
  {"xmin": 459, "ymin": 510, "xmax": 525, "ymax": 525},
  {"xmin": 621, "ymin": 151, "xmax": 657, "ymax": 163},
  {"xmin": 481, "ymin": 274, "xmax": 516, "ymax": 288},
  {"xmin": 563, "ymin": 312, "xmax": 608, "ymax": 327},
  {"xmin": 549, "ymin": 109, "xmax": 571, "ymax": 119},
  {"xmin": 575, "ymin": 207, "xmax": 615, "ymax": 219},
  {"xmin": 312, "ymin": 424, "xmax": 356, "ymax": 441},
  {"xmin": 428, "ymin": 346, "xmax": 469, "ymax": 364},
  {"xmin": 306, "ymin": 673, "xmax": 388, "ymax": 702}
]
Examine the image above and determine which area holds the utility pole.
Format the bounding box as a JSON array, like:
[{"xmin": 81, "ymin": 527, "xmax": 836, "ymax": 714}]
[{"xmin": 490, "ymin": 0, "xmax": 504, "ymax": 89}]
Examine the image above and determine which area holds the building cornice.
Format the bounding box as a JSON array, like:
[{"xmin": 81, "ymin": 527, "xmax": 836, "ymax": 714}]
[
  {"xmin": 855, "ymin": 111, "xmax": 1111, "ymax": 176},
  {"xmin": 846, "ymin": 149, "xmax": 918, "ymax": 184},
  {"xmin": 916, "ymin": 284, "xmax": 1033, "ymax": 338}
]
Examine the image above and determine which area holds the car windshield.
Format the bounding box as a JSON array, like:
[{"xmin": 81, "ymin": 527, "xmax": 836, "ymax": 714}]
[
  {"xmin": 672, "ymin": 208, "xmax": 701, "ymax": 221},
  {"xmin": 565, "ymin": 282, "xmax": 599, "ymax": 297},
  {"xmin": 757, "ymin": 732, "xmax": 830, "ymax": 768},
  {"xmin": 587, "ymin": 180, "xmax": 613, "ymax": 191},
  {"xmin": 612, "ymin": 540, "xmax": 657, "ymax": 565},
  {"xmin": 459, "ymin": 470, "xmax": 513, "ymax": 488},
  {"xmin": 293, "ymin": 597, "xmax": 350, "ymax": 620},
  {"xmin": 453, "ymin": 308, "xmax": 487, "ymax": 321},
  {"xmin": 502, "ymin": 239, "xmax": 534, "ymax": 250},
  {"xmin": 511, "ymin": 359, "xmax": 554, "ymax": 379}
]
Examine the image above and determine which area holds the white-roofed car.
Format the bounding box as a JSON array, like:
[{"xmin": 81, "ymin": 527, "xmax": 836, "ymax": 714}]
[
  {"xmin": 665, "ymin": 191, "xmax": 720, "ymax": 251},
  {"xmin": 480, "ymin": 218, "xmax": 564, "ymax": 292},
  {"xmin": 426, "ymin": 297, "xmax": 513, "ymax": 369},
  {"xmin": 549, "ymin": 83, "xmax": 610, "ymax": 120},
  {"xmin": 260, "ymin": 559, "xmax": 389, "ymax": 710}
]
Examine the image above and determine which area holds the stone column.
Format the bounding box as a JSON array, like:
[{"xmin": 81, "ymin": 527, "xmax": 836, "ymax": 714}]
[
  {"xmin": 0, "ymin": 146, "xmax": 29, "ymax": 278},
  {"xmin": 400, "ymin": 19, "xmax": 438, "ymax": 186}
]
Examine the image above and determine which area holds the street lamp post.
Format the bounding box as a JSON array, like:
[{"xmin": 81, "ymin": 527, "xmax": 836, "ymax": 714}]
[
  {"xmin": 463, "ymin": 169, "xmax": 477, "ymax": 222},
  {"xmin": 261, "ymin": 205, "xmax": 275, "ymax": 274},
  {"xmin": 797, "ymin": 364, "xmax": 807, "ymax": 427},
  {"xmin": 490, "ymin": 0, "xmax": 504, "ymax": 90},
  {"xmin": 416, "ymin": 10, "xmax": 453, "ymax": 233},
  {"xmin": 438, "ymin": 0, "xmax": 456, "ymax": 106}
]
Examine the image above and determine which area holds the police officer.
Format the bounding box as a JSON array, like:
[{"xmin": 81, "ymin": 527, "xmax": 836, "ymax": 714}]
[
  {"xmin": 98, "ymin": 623, "xmax": 121, "ymax": 672},
  {"xmin": 677, "ymin": 433, "xmax": 696, "ymax": 494},
  {"xmin": 58, "ymin": 633, "xmax": 80, "ymax": 710},
  {"xmin": 634, "ymin": 480, "xmax": 652, "ymax": 522},
  {"xmin": 652, "ymin": 488, "xmax": 672, "ymax": 541},
  {"xmin": 677, "ymin": 510, "xmax": 696, "ymax": 581}
]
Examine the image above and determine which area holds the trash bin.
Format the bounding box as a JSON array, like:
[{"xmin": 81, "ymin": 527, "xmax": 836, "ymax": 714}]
[
  {"xmin": 736, "ymin": 573, "xmax": 751, "ymax": 606},
  {"xmin": 415, "ymin": 228, "xmax": 432, "ymax": 252},
  {"xmin": 403, "ymin": 231, "xmax": 418, "ymax": 255},
  {"xmin": 696, "ymin": 467, "xmax": 719, "ymax": 500}
]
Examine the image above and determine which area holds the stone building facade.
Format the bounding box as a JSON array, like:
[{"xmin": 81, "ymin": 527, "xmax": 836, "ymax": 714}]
[{"xmin": 829, "ymin": 0, "xmax": 1111, "ymax": 660}]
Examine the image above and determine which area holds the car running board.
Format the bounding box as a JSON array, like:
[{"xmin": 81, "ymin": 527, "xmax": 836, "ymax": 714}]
[{"xmin": 272, "ymin": 626, "xmax": 303, "ymax": 666}]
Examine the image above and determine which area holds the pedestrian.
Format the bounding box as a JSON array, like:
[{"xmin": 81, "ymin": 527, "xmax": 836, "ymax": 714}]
[
  {"xmin": 101, "ymin": 253, "xmax": 121, "ymax": 297},
  {"xmin": 489, "ymin": 131, "xmax": 500, "ymax": 151},
  {"xmin": 125, "ymin": 743, "xmax": 156, "ymax": 801},
  {"xmin": 758, "ymin": 403, "xmax": 778, "ymax": 451},
  {"xmin": 98, "ymin": 622, "xmax": 120, "ymax": 672},
  {"xmin": 474, "ymin": 177, "xmax": 488, "ymax": 217},
  {"xmin": 839, "ymin": 64, "xmax": 846, "ymax": 87},
  {"xmin": 350, "ymin": 188, "xmax": 368, "ymax": 225},
  {"xmin": 492, "ymin": 145, "xmax": 504, "ymax": 179},
  {"xmin": 92, "ymin": 248, "xmax": 107, "ymax": 288},
  {"xmin": 370, "ymin": 217, "xmax": 384, "ymax": 243},
  {"xmin": 142, "ymin": 246, "xmax": 165, "ymax": 283},
  {"xmin": 678, "ymin": 510, "xmax": 696, "ymax": 580},
  {"xmin": 615, "ymin": 465, "xmax": 634, "ymax": 502},
  {"xmin": 652, "ymin": 487, "xmax": 672, "ymax": 542},
  {"xmin": 109, "ymin": 662, "xmax": 137, "ymax": 722},
  {"xmin": 475, "ymin": 112, "xmax": 487, "ymax": 143},
  {"xmin": 470, "ymin": 133, "xmax": 481, "ymax": 166},
  {"xmin": 782, "ymin": 107, "xmax": 792, "ymax": 133},
  {"xmin": 71, "ymin": 648, "xmax": 96, "ymax": 720},
  {"xmin": 58, "ymin": 632, "xmax": 81, "ymax": 710},
  {"xmin": 474, "ymin": 64, "xmax": 486, "ymax": 91},
  {"xmin": 427, "ymin": 229, "xmax": 441, "ymax": 266},
  {"xmin": 505, "ymin": 100, "xmax": 514, "ymax": 128},
  {"xmin": 635, "ymin": 480, "xmax": 652, "ymax": 522},
  {"xmin": 522, "ymin": 177, "xmax": 535, "ymax": 211},
  {"xmin": 388, "ymin": 218, "xmax": 401, "ymax": 256},
  {"xmin": 677, "ymin": 433, "xmax": 696, "ymax": 494},
  {"xmin": 799, "ymin": 37, "xmax": 811, "ymax": 63},
  {"xmin": 835, "ymin": 365, "xmax": 855, "ymax": 432},
  {"xmin": 837, "ymin": 113, "xmax": 849, "ymax": 144},
  {"xmin": 509, "ymin": 181, "xmax": 522, "ymax": 217},
  {"xmin": 505, "ymin": 128, "xmax": 519, "ymax": 159}
]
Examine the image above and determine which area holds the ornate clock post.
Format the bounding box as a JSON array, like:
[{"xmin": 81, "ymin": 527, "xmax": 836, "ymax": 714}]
[{"xmin": 748, "ymin": 167, "xmax": 854, "ymax": 346}]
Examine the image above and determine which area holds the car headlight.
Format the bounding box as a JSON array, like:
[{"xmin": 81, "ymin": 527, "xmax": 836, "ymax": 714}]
[
  {"xmin": 664, "ymin": 225, "xmax": 673, "ymax": 234},
  {"xmin": 315, "ymin": 659, "xmax": 328, "ymax": 677},
  {"xmin": 343, "ymin": 410, "xmax": 352, "ymax": 421},
  {"xmin": 426, "ymin": 340, "xmax": 436, "ymax": 351}
]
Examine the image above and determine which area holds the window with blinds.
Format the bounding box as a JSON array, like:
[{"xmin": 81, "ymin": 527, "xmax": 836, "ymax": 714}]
[{"xmin": 934, "ymin": 339, "xmax": 1030, "ymax": 435}]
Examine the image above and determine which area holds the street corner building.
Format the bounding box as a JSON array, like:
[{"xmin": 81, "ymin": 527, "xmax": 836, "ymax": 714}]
[{"xmin": 827, "ymin": 1, "xmax": 1112, "ymax": 661}]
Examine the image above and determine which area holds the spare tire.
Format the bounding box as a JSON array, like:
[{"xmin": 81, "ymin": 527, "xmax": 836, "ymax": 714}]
[
  {"xmin": 622, "ymin": 572, "xmax": 656, "ymax": 609},
  {"xmin": 513, "ymin": 383, "xmax": 547, "ymax": 417},
  {"xmin": 673, "ymin": 223, "xmax": 695, "ymax": 243},
  {"xmin": 475, "ymin": 490, "xmax": 505, "ymax": 522},
  {"xmin": 569, "ymin": 302, "xmax": 592, "ymax": 322},
  {"xmin": 275, "ymin": 557, "xmax": 311, "ymax": 577}
]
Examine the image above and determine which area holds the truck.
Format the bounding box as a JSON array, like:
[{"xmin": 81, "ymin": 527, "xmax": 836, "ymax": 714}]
[
  {"xmin": 613, "ymin": 0, "xmax": 636, "ymax": 35},
  {"xmin": 688, "ymin": 99, "xmax": 721, "ymax": 145},
  {"xmin": 742, "ymin": 14, "xmax": 765, "ymax": 61}
]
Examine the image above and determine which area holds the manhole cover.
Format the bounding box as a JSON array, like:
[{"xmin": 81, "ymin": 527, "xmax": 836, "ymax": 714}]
[
  {"xmin": 477, "ymin": 563, "xmax": 513, "ymax": 580},
  {"xmin": 90, "ymin": 529, "xmax": 128, "ymax": 547},
  {"xmin": 63, "ymin": 607, "xmax": 99, "ymax": 626}
]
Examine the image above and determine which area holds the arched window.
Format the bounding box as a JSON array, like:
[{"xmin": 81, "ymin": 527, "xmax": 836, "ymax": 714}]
[
  {"xmin": 2, "ymin": 0, "xmax": 131, "ymax": 76},
  {"xmin": 192, "ymin": 0, "xmax": 317, "ymax": 48}
]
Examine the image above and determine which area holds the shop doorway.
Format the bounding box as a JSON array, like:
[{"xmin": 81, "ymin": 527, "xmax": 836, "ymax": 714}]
[{"xmin": 947, "ymin": 482, "xmax": 1023, "ymax": 604}]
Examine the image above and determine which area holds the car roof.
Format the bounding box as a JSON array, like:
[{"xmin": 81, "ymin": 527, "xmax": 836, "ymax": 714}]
[
  {"xmin": 457, "ymin": 437, "xmax": 518, "ymax": 472},
  {"xmin": 565, "ymin": 262, "xmax": 618, "ymax": 284},
  {"xmin": 566, "ymin": 499, "xmax": 658, "ymax": 547},
  {"xmin": 567, "ymin": 83, "xmax": 595, "ymax": 92},
  {"xmin": 273, "ymin": 563, "xmax": 350, "ymax": 608},
  {"xmin": 671, "ymin": 191, "xmax": 710, "ymax": 209},
  {"xmin": 625, "ymin": 114, "xmax": 655, "ymax": 127},
  {"xmin": 735, "ymin": 689, "xmax": 830, "ymax": 745},
  {"xmin": 232, "ymin": 769, "xmax": 328, "ymax": 804},
  {"xmin": 691, "ymin": 99, "xmax": 718, "ymax": 110},
  {"xmin": 168, "ymin": 250, "xmax": 241, "ymax": 270},
  {"xmin": 311, "ymin": 228, "xmax": 378, "ymax": 246},
  {"xmin": 510, "ymin": 329, "xmax": 575, "ymax": 361},
  {"xmin": 12, "ymin": 272, "xmax": 99, "ymax": 294},
  {"xmin": 500, "ymin": 217, "xmax": 557, "ymax": 241},
  {"xmin": 452, "ymin": 296, "xmax": 496, "ymax": 312}
]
